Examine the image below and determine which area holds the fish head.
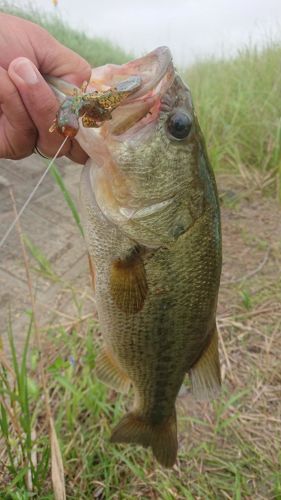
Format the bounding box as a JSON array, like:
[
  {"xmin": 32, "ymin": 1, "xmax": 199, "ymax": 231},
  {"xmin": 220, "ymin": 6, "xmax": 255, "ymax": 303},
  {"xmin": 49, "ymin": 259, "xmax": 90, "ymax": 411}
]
[{"xmin": 74, "ymin": 47, "xmax": 214, "ymax": 245}]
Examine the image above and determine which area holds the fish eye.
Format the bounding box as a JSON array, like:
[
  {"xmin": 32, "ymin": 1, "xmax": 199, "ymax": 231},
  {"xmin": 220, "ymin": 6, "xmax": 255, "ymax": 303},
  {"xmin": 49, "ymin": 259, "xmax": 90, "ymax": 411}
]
[{"xmin": 166, "ymin": 111, "xmax": 192, "ymax": 140}]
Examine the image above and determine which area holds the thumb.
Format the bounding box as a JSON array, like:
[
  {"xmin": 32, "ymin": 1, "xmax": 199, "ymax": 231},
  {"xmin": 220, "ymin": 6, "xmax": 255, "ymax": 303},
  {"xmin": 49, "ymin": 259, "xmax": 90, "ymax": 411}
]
[{"xmin": 9, "ymin": 57, "xmax": 87, "ymax": 163}]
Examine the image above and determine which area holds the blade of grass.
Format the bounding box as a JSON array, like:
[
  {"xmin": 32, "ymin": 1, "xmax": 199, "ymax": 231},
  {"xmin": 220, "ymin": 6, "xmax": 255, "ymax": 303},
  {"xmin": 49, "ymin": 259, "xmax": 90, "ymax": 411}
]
[
  {"xmin": 23, "ymin": 235, "xmax": 58, "ymax": 281},
  {"xmin": 50, "ymin": 163, "xmax": 84, "ymax": 237},
  {"xmin": 9, "ymin": 188, "xmax": 66, "ymax": 500}
]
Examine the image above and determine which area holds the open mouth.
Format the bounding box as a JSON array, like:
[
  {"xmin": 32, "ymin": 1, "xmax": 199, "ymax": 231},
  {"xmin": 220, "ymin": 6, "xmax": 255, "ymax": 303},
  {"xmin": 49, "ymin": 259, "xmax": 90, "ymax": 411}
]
[
  {"xmin": 96, "ymin": 46, "xmax": 175, "ymax": 136},
  {"xmin": 47, "ymin": 47, "xmax": 175, "ymax": 138},
  {"xmin": 89, "ymin": 46, "xmax": 174, "ymax": 100}
]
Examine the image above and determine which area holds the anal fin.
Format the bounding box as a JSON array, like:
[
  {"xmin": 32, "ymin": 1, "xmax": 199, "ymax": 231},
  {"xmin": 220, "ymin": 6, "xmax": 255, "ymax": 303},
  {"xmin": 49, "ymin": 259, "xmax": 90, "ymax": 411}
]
[
  {"xmin": 190, "ymin": 326, "xmax": 221, "ymax": 400},
  {"xmin": 96, "ymin": 347, "xmax": 131, "ymax": 393}
]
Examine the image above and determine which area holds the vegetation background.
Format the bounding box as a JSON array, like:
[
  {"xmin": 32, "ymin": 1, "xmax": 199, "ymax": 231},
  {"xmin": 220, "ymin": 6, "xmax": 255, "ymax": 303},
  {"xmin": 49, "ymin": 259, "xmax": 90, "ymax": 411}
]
[{"xmin": 0, "ymin": 3, "xmax": 280, "ymax": 499}]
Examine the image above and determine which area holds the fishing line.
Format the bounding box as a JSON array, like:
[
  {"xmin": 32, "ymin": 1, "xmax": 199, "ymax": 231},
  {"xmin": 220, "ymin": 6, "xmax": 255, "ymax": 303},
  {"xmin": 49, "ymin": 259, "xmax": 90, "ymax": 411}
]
[{"xmin": 0, "ymin": 136, "xmax": 68, "ymax": 249}]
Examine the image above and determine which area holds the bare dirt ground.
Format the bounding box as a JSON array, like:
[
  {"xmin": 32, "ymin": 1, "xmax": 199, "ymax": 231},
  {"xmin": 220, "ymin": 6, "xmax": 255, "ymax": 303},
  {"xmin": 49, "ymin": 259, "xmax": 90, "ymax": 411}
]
[{"xmin": 0, "ymin": 155, "xmax": 92, "ymax": 352}]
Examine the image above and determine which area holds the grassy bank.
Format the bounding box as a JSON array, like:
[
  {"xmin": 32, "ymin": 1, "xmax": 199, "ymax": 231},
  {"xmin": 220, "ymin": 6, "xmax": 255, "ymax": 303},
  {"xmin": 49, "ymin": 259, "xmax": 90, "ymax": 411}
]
[{"xmin": 186, "ymin": 44, "xmax": 281, "ymax": 192}]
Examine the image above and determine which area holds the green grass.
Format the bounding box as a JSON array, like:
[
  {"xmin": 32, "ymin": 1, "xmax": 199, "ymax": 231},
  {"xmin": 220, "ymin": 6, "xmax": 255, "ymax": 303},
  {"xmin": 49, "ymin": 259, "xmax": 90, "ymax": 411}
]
[
  {"xmin": 0, "ymin": 2, "xmax": 130, "ymax": 67},
  {"xmin": 186, "ymin": 43, "xmax": 281, "ymax": 189},
  {"xmin": 50, "ymin": 163, "xmax": 84, "ymax": 238},
  {"xmin": 1, "ymin": 315, "xmax": 280, "ymax": 498},
  {"xmin": 0, "ymin": 318, "xmax": 50, "ymax": 496}
]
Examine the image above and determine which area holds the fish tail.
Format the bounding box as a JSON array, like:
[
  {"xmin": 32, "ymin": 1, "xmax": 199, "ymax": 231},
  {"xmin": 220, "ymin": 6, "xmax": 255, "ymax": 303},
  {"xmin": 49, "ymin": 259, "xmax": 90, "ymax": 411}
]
[{"xmin": 110, "ymin": 409, "xmax": 178, "ymax": 468}]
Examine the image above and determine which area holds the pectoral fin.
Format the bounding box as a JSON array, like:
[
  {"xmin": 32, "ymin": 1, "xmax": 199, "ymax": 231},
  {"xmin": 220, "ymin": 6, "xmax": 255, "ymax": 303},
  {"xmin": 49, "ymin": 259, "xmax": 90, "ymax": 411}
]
[
  {"xmin": 189, "ymin": 326, "xmax": 221, "ymax": 400},
  {"xmin": 96, "ymin": 347, "xmax": 131, "ymax": 393},
  {"xmin": 110, "ymin": 247, "xmax": 148, "ymax": 314}
]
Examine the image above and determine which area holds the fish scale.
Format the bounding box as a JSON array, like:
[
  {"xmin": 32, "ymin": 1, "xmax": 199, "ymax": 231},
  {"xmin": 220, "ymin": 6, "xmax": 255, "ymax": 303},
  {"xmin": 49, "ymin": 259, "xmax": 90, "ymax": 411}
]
[{"xmin": 81, "ymin": 151, "xmax": 220, "ymax": 451}]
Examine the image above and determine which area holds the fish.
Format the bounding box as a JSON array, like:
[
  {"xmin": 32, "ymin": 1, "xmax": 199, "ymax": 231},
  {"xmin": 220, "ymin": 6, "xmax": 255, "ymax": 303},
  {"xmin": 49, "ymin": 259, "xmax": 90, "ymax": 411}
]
[{"xmin": 50, "ymin": 46, "xmax": 222, "ymax": 468}]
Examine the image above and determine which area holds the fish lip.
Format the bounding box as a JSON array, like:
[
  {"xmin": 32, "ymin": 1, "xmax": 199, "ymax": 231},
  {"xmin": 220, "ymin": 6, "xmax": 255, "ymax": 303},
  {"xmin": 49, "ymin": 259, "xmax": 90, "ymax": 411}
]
[
  {"xmin": 108, "ymin": 48, "xmax": 175, "ymax": 136},
  {"xmin": 47, "ymin": 46, "xmax": 173, "ymax": 100},
  {"xmin": 85, "ymin": 46, "xmax": 174, "ymax": 105},
  {"xmin": 122, "ymin": 46, "xmax": 174, "ymax": 101},
  {"xmin": 45, "ymin": 46, "xmax": 173, "ymax": 98},
  {"xmin": 46, "ymin": 76, "xmax": 79, "ymax": 101}
]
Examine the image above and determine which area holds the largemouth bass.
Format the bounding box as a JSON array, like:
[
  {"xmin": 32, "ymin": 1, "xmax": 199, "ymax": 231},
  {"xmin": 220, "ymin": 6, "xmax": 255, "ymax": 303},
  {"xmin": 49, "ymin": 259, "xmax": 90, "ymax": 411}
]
[{"xmin": 51, "ymin": 46, "xmax": 222, "ymax": 467}]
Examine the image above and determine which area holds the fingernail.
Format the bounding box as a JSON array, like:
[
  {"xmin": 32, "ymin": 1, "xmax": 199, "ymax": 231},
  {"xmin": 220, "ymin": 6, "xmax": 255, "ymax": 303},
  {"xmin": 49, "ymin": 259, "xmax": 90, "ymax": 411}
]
[{"xmin": 12, "ymin": 58, "xmax": 39, "ymax": 85}]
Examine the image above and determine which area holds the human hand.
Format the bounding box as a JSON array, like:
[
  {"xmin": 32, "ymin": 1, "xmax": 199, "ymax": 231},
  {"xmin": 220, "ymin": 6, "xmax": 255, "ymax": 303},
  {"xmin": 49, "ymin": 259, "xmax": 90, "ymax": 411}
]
[{"xmin": 0, "ymin": 13, "xmax": 91, "ymax": 163}]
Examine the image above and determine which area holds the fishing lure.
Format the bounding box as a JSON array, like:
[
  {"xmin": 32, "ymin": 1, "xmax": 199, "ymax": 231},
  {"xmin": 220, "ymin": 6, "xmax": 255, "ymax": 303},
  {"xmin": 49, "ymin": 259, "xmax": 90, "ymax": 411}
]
[
  {"xmin": 49, "ymin": 76, "xmax": 142, "ymax": 138},
  {"xmin": 1, "ymin": 76, "xmax": 141, "ymax": 247}
]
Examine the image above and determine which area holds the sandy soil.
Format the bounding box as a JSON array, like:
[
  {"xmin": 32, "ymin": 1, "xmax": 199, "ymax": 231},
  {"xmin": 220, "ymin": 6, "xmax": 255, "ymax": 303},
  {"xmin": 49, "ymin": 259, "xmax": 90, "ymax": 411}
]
[{"xmin": 0, "ymin": 155, "xmax": 92, "ymax": 352}]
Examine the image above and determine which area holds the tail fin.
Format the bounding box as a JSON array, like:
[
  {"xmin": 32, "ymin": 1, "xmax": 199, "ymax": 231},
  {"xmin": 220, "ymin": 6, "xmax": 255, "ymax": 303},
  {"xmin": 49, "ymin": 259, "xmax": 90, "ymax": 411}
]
[{"xmin": 110, "ymin": 410, "xmax": 178, "ymax": 468}]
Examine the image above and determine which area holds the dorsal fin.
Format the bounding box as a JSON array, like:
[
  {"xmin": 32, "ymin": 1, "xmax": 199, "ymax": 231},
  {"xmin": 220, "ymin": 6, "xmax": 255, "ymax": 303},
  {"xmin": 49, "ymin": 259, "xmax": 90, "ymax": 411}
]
[{"xmin": 189, "ymin": 326, "xmax": 221, "ymax": 400}]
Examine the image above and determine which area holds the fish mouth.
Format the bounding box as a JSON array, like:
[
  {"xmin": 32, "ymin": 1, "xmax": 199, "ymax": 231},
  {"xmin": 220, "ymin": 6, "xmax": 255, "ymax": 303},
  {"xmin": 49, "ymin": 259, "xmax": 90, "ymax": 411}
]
[
  {"xmin": 47, "ymin": 47, "xmax": 175, "ymax": 138},
  {"xmin": 89, "ymin": 46, "xmax": 173, "ymax": 99},
  {"xmin": 98, "ymin": 46, "xmax": 175, "ymax": 136}
]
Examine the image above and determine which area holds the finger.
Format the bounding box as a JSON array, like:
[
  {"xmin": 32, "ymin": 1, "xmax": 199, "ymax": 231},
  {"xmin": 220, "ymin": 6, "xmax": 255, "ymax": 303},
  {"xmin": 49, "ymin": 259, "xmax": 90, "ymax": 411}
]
[
  {"xmin": 8, "ymin": 57, "xmax": 71, "ymax": 158},
  {"xmin": 9, "ymin": 58, "xmax": 89, "ymax": 164},
  {"xmin": 32, "ymin": 26, "xmax": 91, "ymax": 85},
  {"xmin": 65, "ymin": 140, "xmax": 89, "ymax": 165},
  {"xmin": 0, "ymin": 15, "xmax": 91, "ymax": 86},
  {"xmin": 0, "ymin": 67, "xmax": 36, "ymax": 158}
]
